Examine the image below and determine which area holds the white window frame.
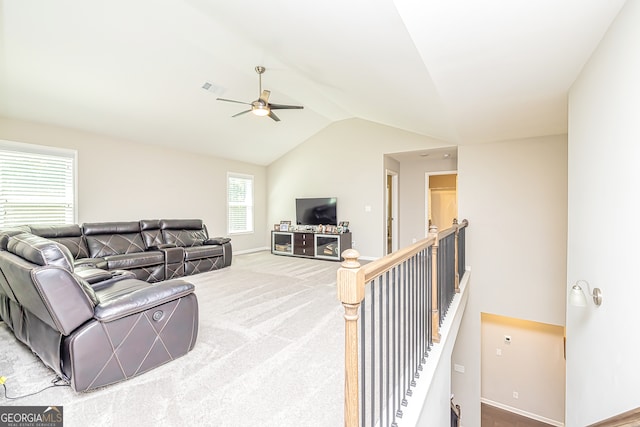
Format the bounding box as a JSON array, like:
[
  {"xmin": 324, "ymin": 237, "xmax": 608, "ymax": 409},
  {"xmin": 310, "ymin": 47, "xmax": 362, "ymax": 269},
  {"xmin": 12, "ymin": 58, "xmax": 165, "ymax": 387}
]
[
  {"xmin": 227, "ymin": 172, "xmax": 254, "ymax": 235},
  {"xmin": 0, "ymin": 139, "xmax": 78, "ymax": 227}
]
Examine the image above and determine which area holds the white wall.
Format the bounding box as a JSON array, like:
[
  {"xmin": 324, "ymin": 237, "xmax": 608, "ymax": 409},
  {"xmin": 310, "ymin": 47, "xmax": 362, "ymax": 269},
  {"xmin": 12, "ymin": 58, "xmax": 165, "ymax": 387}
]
[
  {"xmin": 481, "ymin": 313, "xmax": 565, "ymax": 425},
  {"xmin": 267, "ymin": 118, "xmax": 451, "ymax": 259},
  {"xmin": 453, "ymin": 135, "xmax": 568, "ymax": 426},
  {"xmin": 566, "ymin": 1, "xmax": 640, "ymax": 425},
  {"xmin": 0, "ymin": 116, "xmax": 268, "ymax": 252},
  {"xmin": 395, "ymin": 156, "xmax": 457, "ymax": 248}
]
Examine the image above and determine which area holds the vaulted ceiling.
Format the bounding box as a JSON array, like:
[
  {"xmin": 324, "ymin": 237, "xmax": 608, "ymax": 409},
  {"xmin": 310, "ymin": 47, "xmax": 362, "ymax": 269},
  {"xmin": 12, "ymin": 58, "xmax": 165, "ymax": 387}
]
[{"xmin": 0, "ymin": 0, "xmax": 627, "ymax": 165}]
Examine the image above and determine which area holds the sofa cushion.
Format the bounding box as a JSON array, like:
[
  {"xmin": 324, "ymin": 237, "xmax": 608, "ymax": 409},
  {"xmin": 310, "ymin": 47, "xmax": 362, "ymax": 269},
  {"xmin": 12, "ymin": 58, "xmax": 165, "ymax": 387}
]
[
  {"xmin": 140, "ymin": 219, "xmax": 164, "ymax": 249},
  {"xmin": 83, "ymin": 221, "xmax": 141, "ymax": 235},
  {"xmin": 7, "ymin": 233, "xmax": 74, "ymax": 272},
  {"xmin": 29, "ymin": 224, "xmax": 90, "ymax": 259},
  {"xmin": 0, "ymin": 227, "xmax": 30, "ymax": 250},
  {"xmin": 205, "ymin": 237, "xmax": 231, "ymax": 245},
  {"xmin": 93, "ymin": 278, "xmax": 194, "ymax": 322},
  {"xmin": 183, "ymin": 245, "xmax": 223, "ymax": 261},
  {"xmin": 160, "ymin": 219, "xmax": 203, "ymax": 230},
  {"xmin": 159, "ymin": 219, "xmax": 208, "ymax": 247},
  {"xmin": 162, "ymin": 229, "xmax": 207, "ymax": 247},
  {"xmin": 83, "ymin": 221, "xmax": 146, "ymax": 257},
  {"xmin": 85, "ymin": 233, "xmax": 146, "ymax": 257},
  {"xmin": 103, "ymin": 251, "xmax": 165, "ymax": 270}
]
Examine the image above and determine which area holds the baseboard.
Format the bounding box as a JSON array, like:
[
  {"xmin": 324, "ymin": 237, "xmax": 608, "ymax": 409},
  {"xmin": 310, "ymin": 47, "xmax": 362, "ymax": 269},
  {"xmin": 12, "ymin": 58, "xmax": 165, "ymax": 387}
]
[
  {"xmin": 481, "ymin": 398, "xmax": 564, "ymax": 427},
  {"xmin": 234, "ymin": 247, "xmax": 270, "ymax": 255}
]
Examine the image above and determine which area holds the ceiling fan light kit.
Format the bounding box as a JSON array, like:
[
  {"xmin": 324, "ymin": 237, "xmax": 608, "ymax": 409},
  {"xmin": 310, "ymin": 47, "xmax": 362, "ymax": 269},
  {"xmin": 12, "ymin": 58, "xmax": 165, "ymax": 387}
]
[
  {"xmin": 252, "ymin": 106, "xmax": 270, "ymax": 116},
  {"xmin": 216, "ymin": 66, "xmax": 303, "ymax": 122}
]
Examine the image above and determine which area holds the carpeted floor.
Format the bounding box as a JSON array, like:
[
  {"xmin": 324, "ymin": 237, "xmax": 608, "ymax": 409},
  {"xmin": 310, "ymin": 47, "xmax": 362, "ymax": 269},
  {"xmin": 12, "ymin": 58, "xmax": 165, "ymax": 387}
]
[{"xmin": 0, "ymin": 251, "xmax": 345, "ymax": 426}]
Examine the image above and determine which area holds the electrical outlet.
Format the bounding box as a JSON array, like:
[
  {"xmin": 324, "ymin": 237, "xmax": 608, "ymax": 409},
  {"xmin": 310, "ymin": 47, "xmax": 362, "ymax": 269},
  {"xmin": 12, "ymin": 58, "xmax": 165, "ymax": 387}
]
[
  {"xmin": 513, "ymin": 391, "xmax": 519, "ymax": 399},
  {"xmin": 496, "ymin": 348, "xmax": 502, "ymax": 356}
]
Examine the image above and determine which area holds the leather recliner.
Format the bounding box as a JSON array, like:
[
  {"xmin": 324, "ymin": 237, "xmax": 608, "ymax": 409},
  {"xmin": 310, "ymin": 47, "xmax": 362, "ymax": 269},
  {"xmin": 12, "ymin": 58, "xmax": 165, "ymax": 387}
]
[
  {"xmin": 82, "ymin": 221, "xmax": 167, "ymax": 282},
  {"xmin": 0, "ymin": 232, "xmax": 198, "ymax": 391}
]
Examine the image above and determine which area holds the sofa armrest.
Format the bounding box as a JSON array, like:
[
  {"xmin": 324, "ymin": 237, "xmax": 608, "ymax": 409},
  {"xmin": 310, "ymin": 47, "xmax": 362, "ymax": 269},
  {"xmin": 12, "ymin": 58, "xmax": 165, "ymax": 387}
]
[
  {"xmin": 75, "ymin": 266, "xmax": 114, "ymax": 284},
  {"xmin": 204, "ymin": 237, "xmax": 231, "ymax": 245},
  {"xmin": 94, "ymin": 279, "xmax": 194, "ymax": 322},
  {"xmin": 74, "ymin": 257, "xmax": 107, "ymax": 269},
  {"xmin": 88, "ymin": 270, "xmax": 137, "ymax": 291},
  {"xmin": 158, "ymin": 246, "xmax": 184, "ymax": 264}
]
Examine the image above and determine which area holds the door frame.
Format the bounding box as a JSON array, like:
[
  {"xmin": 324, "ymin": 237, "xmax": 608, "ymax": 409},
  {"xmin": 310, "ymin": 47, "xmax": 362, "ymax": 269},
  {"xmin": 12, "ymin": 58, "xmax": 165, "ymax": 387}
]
[
  {"xmin": 425, "ymin": 170, "xmax": 457, "ymax": 235},
  {"xmin": 385, "ymin": 169, "xmax": 399, "ymax": 254}
]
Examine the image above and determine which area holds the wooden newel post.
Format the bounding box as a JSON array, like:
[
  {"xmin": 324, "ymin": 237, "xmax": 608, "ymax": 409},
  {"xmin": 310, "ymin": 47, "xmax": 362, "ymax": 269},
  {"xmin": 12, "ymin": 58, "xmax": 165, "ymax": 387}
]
[
  {"xmin": 337, "ymin": 248, "xmax": 365, "ymax": 427},
  {"xmin": 428, "ymin": 225, "xmax": 441, "ymax": 343}
]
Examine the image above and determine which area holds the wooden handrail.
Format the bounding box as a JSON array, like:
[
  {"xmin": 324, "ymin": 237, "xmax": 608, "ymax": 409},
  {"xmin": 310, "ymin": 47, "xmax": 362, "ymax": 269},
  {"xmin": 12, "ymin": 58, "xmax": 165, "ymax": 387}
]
[
  {"xmin": 360, "ymin": 235, "xmax": 436, "ymax": 282},
  {"xmin": 437, "ymin": 225, "xmax": 457, "ymax": 240},
  {"xmin": 337, "ymin": 219, "xmax": 468, "ymax": 427}
]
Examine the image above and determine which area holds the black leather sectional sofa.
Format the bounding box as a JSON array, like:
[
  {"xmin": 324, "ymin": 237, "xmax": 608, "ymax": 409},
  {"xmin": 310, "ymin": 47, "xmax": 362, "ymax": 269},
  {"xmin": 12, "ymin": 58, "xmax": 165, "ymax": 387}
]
[
  {"xmin": 0, "ymin": 219, "xmax": 231, "ymax": 391},
  {"xmin": 28, "ymin": 218, "xmax": 232, "ymax": 282}
]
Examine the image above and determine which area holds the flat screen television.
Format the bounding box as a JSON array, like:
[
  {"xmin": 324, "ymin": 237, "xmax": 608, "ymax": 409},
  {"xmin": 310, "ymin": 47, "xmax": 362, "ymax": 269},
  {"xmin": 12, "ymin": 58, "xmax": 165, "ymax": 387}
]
[{"xmin": 296, "ymin": 197, "xmax": 338, "ymax": 226}]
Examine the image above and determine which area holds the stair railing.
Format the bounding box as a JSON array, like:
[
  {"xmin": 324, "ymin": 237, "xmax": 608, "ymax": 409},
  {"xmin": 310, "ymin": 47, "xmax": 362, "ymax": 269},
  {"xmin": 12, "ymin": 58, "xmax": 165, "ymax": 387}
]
[{"xmin": 337, "ymin": 219, "xmax": 468, "ymax": 427}]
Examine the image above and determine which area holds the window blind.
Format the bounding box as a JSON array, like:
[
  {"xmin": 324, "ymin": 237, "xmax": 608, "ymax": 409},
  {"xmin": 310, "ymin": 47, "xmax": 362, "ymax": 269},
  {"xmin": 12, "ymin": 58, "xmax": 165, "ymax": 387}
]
[
  {"xmin": 227, "ymin": 173, "xmax": 254, "ymax": 234},
  {"xmin": 0, "ymin": 143, "xmax": 76, "ymax": 227}
]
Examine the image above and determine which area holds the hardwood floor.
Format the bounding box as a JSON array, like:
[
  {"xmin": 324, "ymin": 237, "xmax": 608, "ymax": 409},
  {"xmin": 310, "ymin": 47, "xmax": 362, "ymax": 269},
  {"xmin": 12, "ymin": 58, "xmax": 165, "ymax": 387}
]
[{"xmin": 481, "ymin": 403, "xmax": 555, "ymax": 427}]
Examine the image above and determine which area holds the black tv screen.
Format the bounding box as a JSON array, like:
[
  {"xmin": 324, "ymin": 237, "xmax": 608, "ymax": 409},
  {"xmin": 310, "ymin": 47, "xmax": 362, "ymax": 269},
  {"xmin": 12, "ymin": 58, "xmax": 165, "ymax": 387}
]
[{"xmin": 296, "ymin": 197, "xmax": 338, "ymax": 226}]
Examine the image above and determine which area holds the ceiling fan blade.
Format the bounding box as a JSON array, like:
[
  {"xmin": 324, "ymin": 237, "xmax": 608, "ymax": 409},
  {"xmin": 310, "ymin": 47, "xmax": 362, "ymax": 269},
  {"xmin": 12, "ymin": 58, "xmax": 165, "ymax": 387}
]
[
  {"xmin": 269, "ymin": 103, "xmax": 304, "ymax": 110},
  {"xmin": 217, "ymin": 98, "xmax": 252, "ymax": 105},
  {"xmin": 232, "ymin": 109, "xmax": 252, "ymax": 118},
  {"xmin": 260, "ymin": 90, "xmax": 271, "ymax": 104},
  {"xmin": 268, "ymin": 111, "xmax": 281, "ymax": 122}
]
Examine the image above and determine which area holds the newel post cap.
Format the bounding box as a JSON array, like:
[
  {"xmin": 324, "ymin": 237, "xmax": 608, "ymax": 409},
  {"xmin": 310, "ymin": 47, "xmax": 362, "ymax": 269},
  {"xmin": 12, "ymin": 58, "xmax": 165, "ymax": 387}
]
[{"xmin": 341, "ymin": 249, "xmax": 360, "ymax": 269}]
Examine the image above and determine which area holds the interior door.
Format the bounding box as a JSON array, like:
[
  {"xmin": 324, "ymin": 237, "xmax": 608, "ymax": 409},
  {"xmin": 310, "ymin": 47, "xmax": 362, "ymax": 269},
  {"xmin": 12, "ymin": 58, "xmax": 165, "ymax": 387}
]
[{"xmin": 427, "ymin": 173, "xmax": 458, "ymax": 231}]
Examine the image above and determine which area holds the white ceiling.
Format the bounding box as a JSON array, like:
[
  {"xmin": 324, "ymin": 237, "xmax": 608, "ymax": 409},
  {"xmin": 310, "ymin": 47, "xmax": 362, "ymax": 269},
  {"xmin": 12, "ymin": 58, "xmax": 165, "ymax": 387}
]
[{"xmin": 0, "ymin": 0, "xmax": 627, "ymax": 165}]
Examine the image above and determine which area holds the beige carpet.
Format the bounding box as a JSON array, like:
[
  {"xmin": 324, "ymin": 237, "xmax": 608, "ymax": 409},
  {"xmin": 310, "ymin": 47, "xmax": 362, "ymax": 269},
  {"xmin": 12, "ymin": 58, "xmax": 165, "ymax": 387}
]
[{"xmin": 0, "ymin": 251, "xmax": 345, "ymax": 427}]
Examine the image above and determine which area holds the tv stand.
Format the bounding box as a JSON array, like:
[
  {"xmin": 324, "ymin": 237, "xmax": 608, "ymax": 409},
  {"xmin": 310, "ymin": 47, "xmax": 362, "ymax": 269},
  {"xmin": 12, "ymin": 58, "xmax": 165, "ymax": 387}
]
[{"xmin": 271, "ymin": 231, "xmax": 352, "ymax": 261}]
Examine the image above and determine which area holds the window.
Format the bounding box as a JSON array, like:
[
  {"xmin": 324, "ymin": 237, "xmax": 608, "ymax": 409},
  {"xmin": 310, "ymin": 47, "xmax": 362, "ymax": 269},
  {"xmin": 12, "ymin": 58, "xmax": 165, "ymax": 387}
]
[
  {"xmin": 0, "ymin": 140, "xmax": 77, "ymax": 227},
  {"xmin": 227, "ymin": 172, "xmax": 254, "ymax": 234}
]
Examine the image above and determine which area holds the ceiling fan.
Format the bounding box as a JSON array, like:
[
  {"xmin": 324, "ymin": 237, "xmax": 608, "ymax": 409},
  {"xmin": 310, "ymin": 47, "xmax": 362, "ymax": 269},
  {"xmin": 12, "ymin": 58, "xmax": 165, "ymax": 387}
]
[{"xmin": 216, "ymin": 66, "xmax": 304, "ymax": 122}]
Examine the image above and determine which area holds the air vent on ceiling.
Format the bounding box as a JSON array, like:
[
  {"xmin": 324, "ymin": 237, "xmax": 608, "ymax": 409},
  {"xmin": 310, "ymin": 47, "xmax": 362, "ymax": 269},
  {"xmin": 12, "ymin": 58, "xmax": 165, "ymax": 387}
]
[{"xmin": 202, "ymin": 81, "xmax": 226, "ymax": 96}]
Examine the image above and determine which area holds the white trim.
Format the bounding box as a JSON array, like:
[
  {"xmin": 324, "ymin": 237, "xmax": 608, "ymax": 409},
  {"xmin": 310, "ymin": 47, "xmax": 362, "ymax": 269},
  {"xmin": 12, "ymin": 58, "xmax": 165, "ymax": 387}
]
[
  {"xmin": 0, "ymin": 139, "xmax": 78, "ymax": 226},
  {"xmin": 0, "ymin": 139, "xmax": 76, "ymax": 158},
  {"xmin": 385, "ymin": 169, "xmax": 399, "ymax": 254},
  {"xmin": 226, "ymin": 171, "xmax": 255, "ymax": 235},
  {"xmin": 480, "ymin": 398, "xmax": 565, "ymax": 427}
]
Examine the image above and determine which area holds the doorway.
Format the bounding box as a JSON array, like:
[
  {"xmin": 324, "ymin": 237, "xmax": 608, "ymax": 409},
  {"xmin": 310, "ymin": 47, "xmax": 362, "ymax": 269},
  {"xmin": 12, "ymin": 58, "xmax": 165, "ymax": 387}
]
[
  {"xmin": 425, "ymin": 172, "xmax": 458, "ymax": 231},
  {"xmin": 385, "ymin": 170, "xmax": 398, "ymax": 254}
]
